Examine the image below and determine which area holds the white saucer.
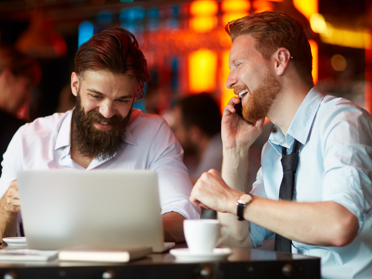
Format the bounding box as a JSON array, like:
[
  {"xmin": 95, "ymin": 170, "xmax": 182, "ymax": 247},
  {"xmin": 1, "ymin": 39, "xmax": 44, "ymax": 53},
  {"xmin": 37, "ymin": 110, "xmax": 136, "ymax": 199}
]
[
  {"xmin": 170, "ymin": 248, "xmax": 232, "ymax": 262},
  {"xmin": 3, "ymin": 237, "xmax": 27, "ymax": 246}
]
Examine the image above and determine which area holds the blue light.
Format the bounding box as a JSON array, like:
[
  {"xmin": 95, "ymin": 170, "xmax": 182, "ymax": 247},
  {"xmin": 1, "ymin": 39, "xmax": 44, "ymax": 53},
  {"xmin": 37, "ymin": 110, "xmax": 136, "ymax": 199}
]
[
  {"xmin": 132, "ymin": 98, "xmax": 146, "ymax": 112},
  {"xmin": 172, "ymin": 6, "xmax": 179, "ymax": 16},
  {"xmin": 119, "ymin": 7, "xmax": 145, "ymax": 22},
  {"xmin": 148, "ymin": 8, "xmax": 159, "ymax": 18},
  {"xmin": 97, "ymin": 10, "xmax": 113, "ymax": 24},
  {"xmin": 78, "ymin": 21, "xmax": 94, "ymax": 47},
  {"xmin": 171, "ymin": 57, "xmax": 179, "ymax": 90}
]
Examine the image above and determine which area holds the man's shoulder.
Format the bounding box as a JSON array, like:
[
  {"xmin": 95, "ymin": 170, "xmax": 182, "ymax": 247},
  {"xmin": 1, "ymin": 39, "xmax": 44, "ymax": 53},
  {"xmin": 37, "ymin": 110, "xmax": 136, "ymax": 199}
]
[
  {"xmin": 318, "ymin": 96, "xmax": 372, "ymax": 124},
  {"xmin": 20, "ymin": 111, "xmax": 70, "ymax": 136},
  {"xmin": 129, "ymin": 109, "xmax": 167, "ymax": 128}
]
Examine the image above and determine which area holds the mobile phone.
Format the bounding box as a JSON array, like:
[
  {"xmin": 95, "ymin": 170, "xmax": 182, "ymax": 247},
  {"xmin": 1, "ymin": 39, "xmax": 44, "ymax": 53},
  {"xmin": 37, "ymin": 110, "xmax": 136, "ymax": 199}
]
[{"xmin": 234, "ymin": 100, "xmax": 254, "ymax": 125}]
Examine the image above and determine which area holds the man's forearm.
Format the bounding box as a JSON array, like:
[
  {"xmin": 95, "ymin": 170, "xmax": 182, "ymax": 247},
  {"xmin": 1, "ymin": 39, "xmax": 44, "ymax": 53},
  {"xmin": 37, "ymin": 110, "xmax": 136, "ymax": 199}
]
[
  {"xmin": 162, "ymin": 212, "xmax": 186, "ymax": 243},
  {"xmin": 218, "ymin": 147, "xmax": 253, "ymax": 247},
  {"xmin": 241, "ymin": 196, "xmax": 359, "ymax": 246},
  {"xmin": 0, "ymin": 196, "xmax": 18, "ymax": 240}
]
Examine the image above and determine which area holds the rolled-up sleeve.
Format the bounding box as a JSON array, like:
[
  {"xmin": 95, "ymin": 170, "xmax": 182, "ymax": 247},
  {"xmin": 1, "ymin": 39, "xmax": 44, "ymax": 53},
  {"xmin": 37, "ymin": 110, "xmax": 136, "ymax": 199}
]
[
  {"xmin": 321, "ymin": 108, "xmax": 372, "ymax": 232},
  {"xmin": 149, "ymin": 121, "xmax": 200, "ymax": 220}
]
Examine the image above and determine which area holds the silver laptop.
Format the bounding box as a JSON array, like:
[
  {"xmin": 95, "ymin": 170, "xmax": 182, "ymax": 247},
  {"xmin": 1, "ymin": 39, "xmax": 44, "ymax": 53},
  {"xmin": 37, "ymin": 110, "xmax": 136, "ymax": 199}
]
[{"xmin": 17, "ymin": 170, "xmax": 175, "ymax": 252}]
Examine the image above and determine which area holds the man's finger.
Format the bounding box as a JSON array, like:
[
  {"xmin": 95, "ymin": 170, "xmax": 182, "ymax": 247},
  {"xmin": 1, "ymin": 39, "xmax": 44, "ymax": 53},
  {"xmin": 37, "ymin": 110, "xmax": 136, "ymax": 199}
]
[{"xmin": 227, "ymin": 96, "xmax": 240, "ymax": 106}]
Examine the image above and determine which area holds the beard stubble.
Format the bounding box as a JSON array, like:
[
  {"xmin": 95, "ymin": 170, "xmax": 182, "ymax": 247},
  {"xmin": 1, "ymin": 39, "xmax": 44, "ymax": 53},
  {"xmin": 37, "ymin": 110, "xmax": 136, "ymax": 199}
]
[{"xmin": 242, "ymin": 70, "xmax": 282, "ymax": 123}]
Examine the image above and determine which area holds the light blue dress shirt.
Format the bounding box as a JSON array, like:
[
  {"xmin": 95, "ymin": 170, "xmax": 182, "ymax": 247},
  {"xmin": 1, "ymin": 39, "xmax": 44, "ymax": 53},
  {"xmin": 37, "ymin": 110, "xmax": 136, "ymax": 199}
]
[{"xmin": 249, "ymin": 88, "xmax": 372, "ymax": 279}]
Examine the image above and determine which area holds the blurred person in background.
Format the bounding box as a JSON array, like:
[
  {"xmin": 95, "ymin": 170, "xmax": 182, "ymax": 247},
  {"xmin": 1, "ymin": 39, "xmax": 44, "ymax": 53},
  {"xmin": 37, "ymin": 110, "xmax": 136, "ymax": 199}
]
[
  {"xmin": 173, "ymin": 93, "xmax": 222, "ymax": 185},
  {"xmin": 0, "ymin": 27, "xmax": 199, "ymax": 244},
  {"xmin": 0, "ymin": 46, "xmax": 41, "ymax": 177}
]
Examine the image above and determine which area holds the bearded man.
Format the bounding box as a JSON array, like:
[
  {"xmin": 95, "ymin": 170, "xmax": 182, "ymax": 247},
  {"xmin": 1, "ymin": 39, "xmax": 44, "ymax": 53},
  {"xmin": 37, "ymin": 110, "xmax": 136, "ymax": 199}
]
[
  {"xmin": 0, "ymin": 27, "xmax": 200, "ymax": 244},
  {"xmin": 190, "ymin": 11, "xmax": 372, "ymax": 279}
]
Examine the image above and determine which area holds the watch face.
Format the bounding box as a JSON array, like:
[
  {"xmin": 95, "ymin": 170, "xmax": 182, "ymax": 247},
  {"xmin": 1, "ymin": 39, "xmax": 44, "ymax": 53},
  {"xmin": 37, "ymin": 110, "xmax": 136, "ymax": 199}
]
[
  {"xmin": 237, "ymin": 199, "xmax": 245, "ymax": 205},
  {"xmin": 238, "ymin": 194, "xmax": 252, "ymax": 205}
]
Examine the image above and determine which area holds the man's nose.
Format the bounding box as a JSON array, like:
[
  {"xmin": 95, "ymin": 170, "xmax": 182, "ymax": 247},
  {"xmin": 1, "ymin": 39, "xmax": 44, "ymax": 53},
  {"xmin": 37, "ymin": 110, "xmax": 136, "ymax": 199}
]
[
  {"xmin": 226, "ymin": 70, "xmax": 237, "ymax": 89},
  {"xmin": 99, "ymin": 101, "xmax": 116, "ymax": 119}
]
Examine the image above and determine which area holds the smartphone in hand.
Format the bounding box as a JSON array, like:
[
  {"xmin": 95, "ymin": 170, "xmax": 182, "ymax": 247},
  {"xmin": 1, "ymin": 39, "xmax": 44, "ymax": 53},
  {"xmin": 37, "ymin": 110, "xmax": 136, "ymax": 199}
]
[{"xmin": 234, "ymin": 100, "xmax": 253, "ymax": 125}]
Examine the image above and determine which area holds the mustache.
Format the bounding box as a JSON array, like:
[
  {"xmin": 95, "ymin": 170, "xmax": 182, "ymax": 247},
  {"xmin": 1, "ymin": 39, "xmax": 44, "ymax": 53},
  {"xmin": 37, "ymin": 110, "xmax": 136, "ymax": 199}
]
[{"xmin": 80, "ymin": 109, "xmax": 124, "ymax": 127}]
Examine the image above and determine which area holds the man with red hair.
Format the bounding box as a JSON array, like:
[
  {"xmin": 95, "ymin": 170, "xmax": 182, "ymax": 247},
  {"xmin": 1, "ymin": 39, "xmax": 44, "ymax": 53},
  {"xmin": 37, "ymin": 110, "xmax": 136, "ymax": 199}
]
[
  {"xmin": 0, "ymin": 27, "xmax": 200, "ymax": 244},
  {"xmin": 190, "ymin": 11, "xmax": 372, "ymax": 278}
]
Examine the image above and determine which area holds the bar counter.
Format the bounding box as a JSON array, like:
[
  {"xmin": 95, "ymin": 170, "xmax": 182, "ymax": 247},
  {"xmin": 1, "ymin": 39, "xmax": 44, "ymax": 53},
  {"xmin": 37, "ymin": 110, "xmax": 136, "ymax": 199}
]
[{"xmin": 0, "ymin": 244, "xmax": 320, "ymax": 279}]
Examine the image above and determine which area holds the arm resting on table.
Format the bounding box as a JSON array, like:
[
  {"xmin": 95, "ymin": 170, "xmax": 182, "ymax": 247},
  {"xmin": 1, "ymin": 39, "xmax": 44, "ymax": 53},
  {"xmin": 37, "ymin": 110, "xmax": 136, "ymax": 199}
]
[{"xmin": 162, "ymin": 212, "xmax": 186, "ymax": 243}]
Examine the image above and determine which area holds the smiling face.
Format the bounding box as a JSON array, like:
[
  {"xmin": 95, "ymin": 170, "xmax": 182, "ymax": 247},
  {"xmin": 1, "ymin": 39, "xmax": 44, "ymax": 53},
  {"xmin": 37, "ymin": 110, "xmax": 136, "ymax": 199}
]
[
  {"xmin": 226, "ymin": 35, "xmax": 282, "ymax": 123},
  {"xmin": 70, "ymin": 69, "xmax": 137, "ymax": 159}
]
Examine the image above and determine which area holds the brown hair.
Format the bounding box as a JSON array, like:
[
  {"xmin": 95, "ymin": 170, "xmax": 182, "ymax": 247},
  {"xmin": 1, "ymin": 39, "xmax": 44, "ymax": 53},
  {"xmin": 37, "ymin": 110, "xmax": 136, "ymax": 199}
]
[
  {"xmin": 225, "ymin": 11, "xmax": 313, "ymax": 86},
  {"xmin": 0, "ymin": 46, "xmax": 41, "ymax": 85},
  {"xmin": 75, "ymin": 27, "xmax": 150, "ymax": 100}
]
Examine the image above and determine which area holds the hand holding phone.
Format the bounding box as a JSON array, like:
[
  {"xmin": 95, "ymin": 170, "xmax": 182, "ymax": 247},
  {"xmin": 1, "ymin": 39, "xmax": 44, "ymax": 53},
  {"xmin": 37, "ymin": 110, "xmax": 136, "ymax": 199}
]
[{"xmin": 234, "ymin": 99, "xmax": 253, "ymax": 125}]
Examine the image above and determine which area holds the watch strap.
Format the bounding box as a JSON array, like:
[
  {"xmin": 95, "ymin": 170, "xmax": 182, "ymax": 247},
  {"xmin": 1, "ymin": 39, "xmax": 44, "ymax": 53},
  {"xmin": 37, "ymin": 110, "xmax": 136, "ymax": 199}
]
[{"xmin": 236, "ymin": 193, "xmax": 252, "ymax": 221}]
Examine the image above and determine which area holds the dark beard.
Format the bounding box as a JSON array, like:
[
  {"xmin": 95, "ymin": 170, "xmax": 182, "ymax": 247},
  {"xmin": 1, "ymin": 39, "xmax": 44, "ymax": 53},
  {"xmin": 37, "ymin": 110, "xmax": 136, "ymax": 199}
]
[
  {"xmin": 71, "ymin": 94, "xmax": 131, "ymax": 160},
  {"xmin": 243, "ymin": 70, "xmax": 282, "ymax": 123}
]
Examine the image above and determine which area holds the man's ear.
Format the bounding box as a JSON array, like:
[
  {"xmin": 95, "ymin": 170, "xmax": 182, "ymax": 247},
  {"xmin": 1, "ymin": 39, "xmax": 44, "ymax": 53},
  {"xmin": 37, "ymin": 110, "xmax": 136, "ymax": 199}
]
[
  {"xmin": 71, "ymin": 72, "xmax": 80, "ymax": 97},
  {"xmin": 274, "ymin": 47, "xmax": 292, "ymax": 76}
]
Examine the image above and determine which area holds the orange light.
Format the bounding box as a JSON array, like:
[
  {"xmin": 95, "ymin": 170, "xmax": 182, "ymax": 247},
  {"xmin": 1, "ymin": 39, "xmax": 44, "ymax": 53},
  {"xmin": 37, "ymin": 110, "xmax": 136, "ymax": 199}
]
[
  {"xmin": 221, "ymin": 50, "xmax": 235, "ymax": 112},
  {"xmin": 190, "ymin": 16, "xmax": 218, "ymax": 33},
  {"xmin": 222, "ymin": 13, "xmax": 249, "ymax": 26},
  {"xmin": 252, "ymin": 1, "xmax": 275, "ymax": 13},
  {"xmin": 188, "ymin": 49, "xmax": 217, "ymax": 93},
  {"xmin": 222, "ymin": 0, "xmax": 250, "ymax": 12},
  {"xmin": 293, "ymin": 0, "xmax": 318, "ymax": 20},
  {"xmin": 365, "ymin": 29, "xmax": 372, "ymax": 113},
  {"xmin": 190, "ymin": 1, "xmax": 218, "ymax": 16},
  {"xmin": 309, "ymin": 39, "xmax": 318, "ymax": 84}
]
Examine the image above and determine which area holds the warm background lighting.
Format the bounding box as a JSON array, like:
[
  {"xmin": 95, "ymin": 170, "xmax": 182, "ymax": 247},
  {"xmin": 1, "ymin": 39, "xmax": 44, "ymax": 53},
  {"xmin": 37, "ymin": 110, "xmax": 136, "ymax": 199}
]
[
  {"xmin": 221, "ymin": 50, "xmax": 234, "ymax": 111},
  {"xmin": 331, "ymin": 54, "xmax": 347, "ymax": 72},
  {"xmin": 252, "ymin": 1, "xmax": 275, "ymax": 13},
  {"xmin": 190, "ymin": 17, "xmax": 218, "ymax": 33},
  {"xmin": 188, "ymin": 49, "xmax": 217, "ymax": 93},
  {"xmin": 365, "ymin": 29, "xmax": 372, "ymax": 113},
  {"xmin": 309, "ymin": 39, "xmax": 318, "ymax": 84},
  {"xmin": 293, "ymin": 0, "xmax": 318, "ymax": 20},
  {"xmin": 190, "ymin": 0, "xmax": 218, "ymax": 16},
  {"xmin": 190, "ymin": 0, "xmax": 218, "ymax": 32},
  {"xmin": 222, "ymin": 0, "xmax": 250, "ymax": 25}
]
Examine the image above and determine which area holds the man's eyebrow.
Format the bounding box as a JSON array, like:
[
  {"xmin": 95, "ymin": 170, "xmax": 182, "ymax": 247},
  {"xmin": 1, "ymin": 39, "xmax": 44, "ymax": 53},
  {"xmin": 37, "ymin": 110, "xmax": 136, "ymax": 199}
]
[
  {"xmin": 87, "ymin": 89, "xmax": 133, "ymax": 99},
  {"xmin": 87, "ymin": 89, "xmax": 104, "ymax": 95}
]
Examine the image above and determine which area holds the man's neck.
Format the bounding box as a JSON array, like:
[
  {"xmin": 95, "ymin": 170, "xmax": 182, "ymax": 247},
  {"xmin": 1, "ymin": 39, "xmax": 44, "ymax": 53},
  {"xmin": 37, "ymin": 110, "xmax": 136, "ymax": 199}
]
[
  {"xmin": 268, "ymin": 82, "xmax": 313, "ymax": 136},
  {"xmin": 70, "ymin": 144, "xmax": 94, "ymax": 169}
]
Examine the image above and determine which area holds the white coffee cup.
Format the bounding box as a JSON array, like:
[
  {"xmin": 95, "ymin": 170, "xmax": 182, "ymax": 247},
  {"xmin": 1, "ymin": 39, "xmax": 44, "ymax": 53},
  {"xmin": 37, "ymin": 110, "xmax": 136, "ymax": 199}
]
[{"xmin": 183, "ymin": 219, "xmax": 229, "ymax": 254}]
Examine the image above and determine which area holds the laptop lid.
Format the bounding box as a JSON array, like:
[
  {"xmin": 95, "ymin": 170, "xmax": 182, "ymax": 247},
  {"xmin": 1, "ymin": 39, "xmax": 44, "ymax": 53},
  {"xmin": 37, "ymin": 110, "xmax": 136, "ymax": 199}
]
[{"xmin": 17, "ymin": 169, "xmax": 167, "ymax": 252}]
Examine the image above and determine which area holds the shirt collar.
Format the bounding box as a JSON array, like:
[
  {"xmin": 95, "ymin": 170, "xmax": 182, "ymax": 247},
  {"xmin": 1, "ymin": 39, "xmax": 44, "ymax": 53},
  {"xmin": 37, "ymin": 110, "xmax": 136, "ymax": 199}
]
[
  {"xmin": 54, "ymin": 109, "xmax": 138, "ymax": 152},
  {"xmin": 269, "ymin": 87, "xmax": 324, "ymax": 154}
]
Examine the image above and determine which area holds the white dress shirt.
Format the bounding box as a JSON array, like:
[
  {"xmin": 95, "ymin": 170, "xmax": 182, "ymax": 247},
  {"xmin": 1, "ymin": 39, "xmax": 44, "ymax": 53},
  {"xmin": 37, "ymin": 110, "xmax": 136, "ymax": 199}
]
[
  {"xmin": 249, "ymin": 88, "xmax": 372, "ymax": 279},
  {"xmin": 0, "ymin": 109, "xmax": 200, "ymax": 228}
]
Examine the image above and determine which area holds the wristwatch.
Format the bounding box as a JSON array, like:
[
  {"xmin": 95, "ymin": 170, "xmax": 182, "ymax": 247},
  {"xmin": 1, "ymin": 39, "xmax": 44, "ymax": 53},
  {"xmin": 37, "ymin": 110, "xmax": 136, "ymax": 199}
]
[{"xmin": 236, "ymin": 193, "xmax": 253, "ymax": 221}]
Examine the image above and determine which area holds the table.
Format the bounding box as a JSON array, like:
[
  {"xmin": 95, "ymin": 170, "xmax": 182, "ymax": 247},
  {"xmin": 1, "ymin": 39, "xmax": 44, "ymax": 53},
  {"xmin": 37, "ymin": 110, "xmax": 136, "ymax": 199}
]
[{"xmin": 0, "ymin": 245, "xmax": 320, "ymax": 279}]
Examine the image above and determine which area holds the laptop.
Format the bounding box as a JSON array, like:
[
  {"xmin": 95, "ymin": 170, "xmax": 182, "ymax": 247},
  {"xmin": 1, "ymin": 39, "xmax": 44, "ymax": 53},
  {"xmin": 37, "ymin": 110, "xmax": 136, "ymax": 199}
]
[{"xmin": 17, "ymin": 169, "xmax": 175, "ymax": 252}]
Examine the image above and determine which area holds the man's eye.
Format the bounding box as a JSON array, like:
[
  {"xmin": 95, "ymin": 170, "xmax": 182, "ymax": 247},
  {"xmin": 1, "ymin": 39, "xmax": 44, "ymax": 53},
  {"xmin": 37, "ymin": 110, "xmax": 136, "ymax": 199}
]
[
  {"xmin": 118, "ymin": 99, "xmax": 130, "ymax": 103},
  {"xmin": 90, "ymin": 94, "xmax": 101, "ymax": 99}
]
